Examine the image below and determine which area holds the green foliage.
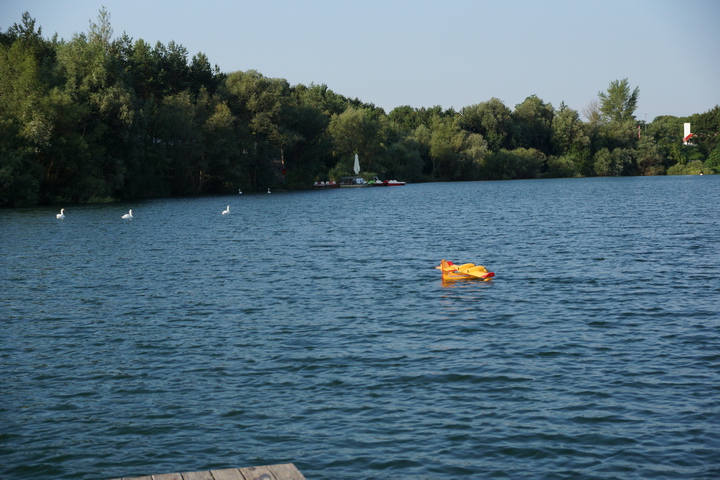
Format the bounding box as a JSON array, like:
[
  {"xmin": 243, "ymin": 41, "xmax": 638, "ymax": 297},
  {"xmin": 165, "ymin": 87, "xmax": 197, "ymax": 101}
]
[
  {"xmin": 689, "ymin": 105, "xmax": 720, "ymax": 157},
  {"xmin": 635, "ymin": 135, "xmax": 666, "ymax": 175},
  {"xmin": 483, "ymin": 148, "xmax": 545, "ymax": 180},
  {"xmin": 706, "ymin": 144, "xmax": 720, "ymax": 172},
  {"xmin": 593, "ymin": 147, "xmax": 634, "ymax": 176},
  {"xmin": 328, "ymin": 106, "xmax": 384, "ymax": 173},
  {"xmin": 511, "ymin": 95, "xmax": 554, "ymax": 154},
  {"xmin": 667, "ymin": 160, "xmax": 713, "ymax": 176},
  {"xmin": 0, "ymin": 145, "xmax": 42, "ymax": 206},
  {"xmin": 544, "ymin": 155, "xmax": 579, "ymax": 178},
  {"xmin": 460, "ymin": 98, "xmax": 512, "ymax": 151},
  {"xmin": 598, "ymin": 78, "xmax": 639, "ymax": 122},
  {"xmin": 0, "ymin": 12, "xmax": 717, "ymax": 206},
  {"xmin": 552, "ymin": 102, "xmax": 590, "ymax": 156}
]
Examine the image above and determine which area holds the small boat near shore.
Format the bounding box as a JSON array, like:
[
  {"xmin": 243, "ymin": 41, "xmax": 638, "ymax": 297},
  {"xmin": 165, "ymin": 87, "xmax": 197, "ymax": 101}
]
[
  {"xmin": 313, "ymin": 154, "xmax": 405, "ymax": 188},
  {"xmin": 313, "ymin": 180, "xmax": 340, "ymax": 188},
  {"xmin": 436, "ymin": 259, "xmax": 494, "ymax": 281},
  {"xmin": 339, "ymin": 176, "xmax": 369, "ymax": 187},
  {"xmin": 369, "ymin": 176, "xmax": 406, "ymax": 186}
]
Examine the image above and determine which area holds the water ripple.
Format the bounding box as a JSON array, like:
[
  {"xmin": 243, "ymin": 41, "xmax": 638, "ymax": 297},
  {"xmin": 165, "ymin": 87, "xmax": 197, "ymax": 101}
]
[{"xmin": 2, "ymin": 177, "xmax": 720, "ymax": 479}]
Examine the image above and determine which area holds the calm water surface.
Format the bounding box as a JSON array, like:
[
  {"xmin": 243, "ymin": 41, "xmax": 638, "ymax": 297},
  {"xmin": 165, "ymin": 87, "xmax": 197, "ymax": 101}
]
[{"xmin": 2, "ymin": 176, "xmax": 719, "ymax": 479}]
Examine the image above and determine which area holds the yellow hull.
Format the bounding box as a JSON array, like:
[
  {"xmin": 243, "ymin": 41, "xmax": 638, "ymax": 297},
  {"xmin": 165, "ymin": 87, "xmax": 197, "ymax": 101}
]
[{"xmin": 436, "ymin": 259, "xmax": 495, "ymax": 281}]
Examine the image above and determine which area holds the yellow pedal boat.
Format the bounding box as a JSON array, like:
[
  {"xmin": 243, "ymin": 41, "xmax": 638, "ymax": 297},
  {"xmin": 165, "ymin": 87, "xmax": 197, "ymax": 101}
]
[{"xmin": 436, "ymin": 259, "xmax": 495, "ymax": 281}]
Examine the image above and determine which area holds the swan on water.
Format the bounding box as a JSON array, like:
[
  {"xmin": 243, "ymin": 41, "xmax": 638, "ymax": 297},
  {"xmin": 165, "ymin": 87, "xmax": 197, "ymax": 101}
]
[
  {"xmin": 238, "ymin": 188, "xmax": 242, "ymax": 194},
  {"xmin": 56, "ymin": 208, "xmax": 65, "ymax": 219},
  {"xmin": 268, "ymin": 188, "xmax": 271, "ymax": 194},
  {"xmin": 122, "ymin": 209, "xmax": 133, "ymax": 219},
  {"xmin": 222, "ymin": 205, "xmax": 230, "ymax": 215}
]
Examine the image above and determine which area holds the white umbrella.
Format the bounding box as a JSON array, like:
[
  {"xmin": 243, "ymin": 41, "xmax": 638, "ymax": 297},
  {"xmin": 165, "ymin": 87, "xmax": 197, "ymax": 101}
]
[{"xmin": 353, "ymin": 153, "xmax": 360, "ymax": 175}]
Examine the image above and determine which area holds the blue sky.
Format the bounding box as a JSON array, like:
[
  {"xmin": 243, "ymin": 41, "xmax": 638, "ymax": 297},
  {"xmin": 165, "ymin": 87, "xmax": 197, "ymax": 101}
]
[{"xmin": 2, "ymin": 0, "xmax": 718, "ymax": 120}]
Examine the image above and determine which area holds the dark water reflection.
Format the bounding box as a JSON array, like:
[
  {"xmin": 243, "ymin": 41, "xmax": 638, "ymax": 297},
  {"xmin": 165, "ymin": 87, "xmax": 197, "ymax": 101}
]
[{"xmin": 2, "ymin": 176, "xmax": 719, "ymax": 479}]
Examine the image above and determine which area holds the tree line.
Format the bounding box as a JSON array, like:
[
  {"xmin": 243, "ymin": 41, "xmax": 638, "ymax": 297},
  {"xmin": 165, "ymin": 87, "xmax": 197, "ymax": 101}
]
[{"xmin": 1, "ymin": 10, "xmax": 719, "ymax": 207}]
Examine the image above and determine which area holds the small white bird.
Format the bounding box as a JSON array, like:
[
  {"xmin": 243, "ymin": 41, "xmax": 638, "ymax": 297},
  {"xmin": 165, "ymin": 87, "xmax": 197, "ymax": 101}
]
[
  {"xmin": 222, "ymin": 205, "xmax": 230, "ymax": 215},
  {"xmin": 238, "ymin": 188, "xmax": 242, "ymax": 195},
  {"xmin": 122, "ymin": 209, "xmax": 133, "ymax": 219},
  {"xmin": 267, "ymin": 188, "xmax": 271, "ymax": 194},
  {"xmin": 56, "ymin": 208, "xmax": 65, "ymax": 219}
]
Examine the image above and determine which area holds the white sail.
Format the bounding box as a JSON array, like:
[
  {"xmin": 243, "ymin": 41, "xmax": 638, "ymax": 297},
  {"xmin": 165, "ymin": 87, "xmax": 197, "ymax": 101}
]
[{"xmin": 353, "ymin": 153, "xmax": 360, "ymax": 175}]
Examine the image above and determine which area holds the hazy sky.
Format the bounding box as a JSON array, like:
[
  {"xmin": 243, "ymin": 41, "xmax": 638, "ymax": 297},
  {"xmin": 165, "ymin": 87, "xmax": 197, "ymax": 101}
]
[{"xmin": 3, "ymin": 0, "xmax": 718, "ymax": 120}]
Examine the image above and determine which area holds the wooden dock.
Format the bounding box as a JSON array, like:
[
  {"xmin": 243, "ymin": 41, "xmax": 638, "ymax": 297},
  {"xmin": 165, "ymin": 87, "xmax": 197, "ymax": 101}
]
[{"xmin": 110, "ymin": 462, "xmax": 306, "ymax": 480}]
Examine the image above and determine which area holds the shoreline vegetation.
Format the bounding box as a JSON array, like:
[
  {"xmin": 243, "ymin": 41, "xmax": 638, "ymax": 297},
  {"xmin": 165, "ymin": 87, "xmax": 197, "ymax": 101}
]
[{"xmin": 2, "ymin": 9, "xmax": 719, "ymax": 207}]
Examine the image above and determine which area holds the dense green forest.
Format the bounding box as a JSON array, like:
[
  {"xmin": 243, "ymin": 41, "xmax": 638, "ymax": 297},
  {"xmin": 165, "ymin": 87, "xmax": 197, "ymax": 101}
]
[{"xmin": 2, "ymin": 10, "xmax": 719, "ymax": 207}]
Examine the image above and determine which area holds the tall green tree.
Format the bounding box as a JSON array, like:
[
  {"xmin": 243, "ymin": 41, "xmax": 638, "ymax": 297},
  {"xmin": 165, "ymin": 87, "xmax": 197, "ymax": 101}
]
[
  {"xmin": 598, "ymin": 78, "xmax": 639, "ymax": 122},
  {"xmin": 295, "ymin": 83, "xmax": 347, "ymax": 116},
  {"xmin": 155, "ymin": 91, "xmax": 202, "ymax": 193},
  {"xmin": 328, "ymin": 106, "xmax": 384, "ymax": 174},
  {"xmin": 593, "ymin": 147, "xmax": 634, "ymax": 176},
  {"xmin": 460, "ymin": 98, "xmax": 512, "ymax": 151},
  {"xmin": 635, "ymin": 135, "xmax": 666, "ymax": 175},
  {"xmin": 427, "ymin": 116, "xmax": 488, "ymax": 181},
  {"xmin": 222, "ymin": 70, "xmax": 294, "ymax": 188},
  {"xmin": 689, "ymin": 105, "xmax": 720, "ymax": 158},
  {"xmin": 511, "ymin": 95, "xmax": 554, "ymax": 154},
  {"xmin": 0, "ymin": 13, "xmax": 56, "ymax": 205}
]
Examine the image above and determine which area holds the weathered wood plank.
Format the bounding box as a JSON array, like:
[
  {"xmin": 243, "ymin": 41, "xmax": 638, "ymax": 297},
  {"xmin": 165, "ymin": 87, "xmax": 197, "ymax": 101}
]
[
  {"xmin": 237, "ymin": 465, "xmax": 275, "ymax": 480},
  {"xmin": 180, "ymin": 471, "xmax": 214, "ymax": 480},
  {"xmin": 110, "ymin": 463, "xmax": 304, "ymax": 480},
  {"xmin": 154, "ymin": 474, "xmax": 182, "ymax": 480},
  {"xmin": 208, "ymin": 468, "xmax": 245, "ymax": 480},
  {"xmin": 267, "ymin": 464, "xmax": 306, "ymax": 480}
]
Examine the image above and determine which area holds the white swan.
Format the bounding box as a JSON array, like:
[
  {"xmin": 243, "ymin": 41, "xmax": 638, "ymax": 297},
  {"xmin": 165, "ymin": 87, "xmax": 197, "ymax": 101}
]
[
  {"xmin": 122, "ymin": 209, "xmax": 133, "ymax": 219},
  {"xmin": 56, "ymin": 208, "xmax": 65, "ymax": 219},
  {"xmin": 238, "ymin": 188, "xmax": 242, "ymax": 195},
  {"xmin": 267, "ymin": 188, "xmax": 271, "ymax": 194},
  {"xmin": 222, "ymin": 205, "xmax": 230, "ymax": 215}
]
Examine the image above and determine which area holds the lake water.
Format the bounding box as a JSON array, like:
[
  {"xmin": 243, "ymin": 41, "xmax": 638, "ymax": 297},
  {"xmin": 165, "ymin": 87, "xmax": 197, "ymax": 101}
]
[{"xmin": 2, "ymin": 176, "xmax": 719, "ymax": 479}]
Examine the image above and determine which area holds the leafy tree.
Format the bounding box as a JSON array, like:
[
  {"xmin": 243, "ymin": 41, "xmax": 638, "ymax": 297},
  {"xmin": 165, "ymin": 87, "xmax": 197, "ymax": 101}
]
[
  {"xmin": 428, "ymin": 115, "xmax": 463, "ymax": 180},
  {"xmin": 388, "ymin": 105, "xmax": 420, "ymax": 132},
  {"xmin": 689, "ymin": 105, "xmax": 720, "ymax": 158},
  {"xmin": 458, "ymin": 132, "xmax": 489, "ymax": 180},
  {"xmin": 667, "ymin": 160, "xmax": 713, "ymax": 175},
  {"xmin": 705, "ymin": 144, "xmax": 720, "ymax": 173},
  {"xmin": 597, "ymin": 119, "xmax": 638, "ymax": 151},
  {"xmin": 511, "ymin": 95, "xmax": 554, "ymax": 154},
  {"xmin": 121, "ymin": 38, "xmax": 160, "ymax": 99},
  {"xmin": 545, "ymin": 155, "xmax": 578, "ymax": 178},
  {"xmin": 328, "ymin": 106, "xmax": 384, "ymax": 174},
  {"xmin": 295, "ymin": 83, "xmax": 347, "ymax": 116},
  {"xmin": 411, "ymin": 124, "xmax": 433, "ymax": 176},
  {"xmin": 483, "ymin": 148, "xmax": 544, "ymax": 180},
  {"xmin": 222, "ymin": 70, "xmax": 295, "ymax": 188},
  {"xmin": 189, "ymin": 52, "xmax": 217, "ymax": 94},
  {"xmin": 197, "ymin": 93, "xmax": 240, "ymax": 191},
  {"xmin": 382, "ymin": 134, "xmax": 424, "ymax": 182},
  {"xmin": 552, "ymin": 102, "xmax": 587, "ymax": 153},
  {"xmin": 460, "ymin": 98, "xmax": 512, "ymax": 151},
  {"xmin": 4, "ymin": 9, "xmax": 720, "ymax": 206},
  {"xmin": 277, "ymin": 100, "xmax": 332, "ymax": 188},
  {"xmin": 154, "ymin": 40, "xmax": 192, "ymax": 95},
  {"xmin": 593, "ymin": 147, "xmax": 634, "ymax": 176},
  {"xmin": 155, "ymin": 91, "xmax": 202, "ymax": 193},
  {"xmin": 551, "ymin": 102, "xmax": 592, "ymax": 175},
  {"xmin": 635, "ymin": 135, "xmax": 666, "ymax": 175},
  {"xmin": 598, "ymin": 78, "xmax": 639, "ymax": 122}
]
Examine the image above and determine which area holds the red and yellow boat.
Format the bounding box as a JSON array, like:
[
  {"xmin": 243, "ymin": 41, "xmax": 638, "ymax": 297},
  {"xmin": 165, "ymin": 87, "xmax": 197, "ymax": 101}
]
[{"xmin": 436, "ymin": 259, "xmax": 495, "ymax": 281}]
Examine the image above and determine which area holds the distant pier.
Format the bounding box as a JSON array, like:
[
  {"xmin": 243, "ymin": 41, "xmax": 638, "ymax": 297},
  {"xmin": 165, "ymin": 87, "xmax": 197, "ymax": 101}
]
[{"xmin": 110, "ymin": 463, "xmax": 306, "ymax": 480}]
